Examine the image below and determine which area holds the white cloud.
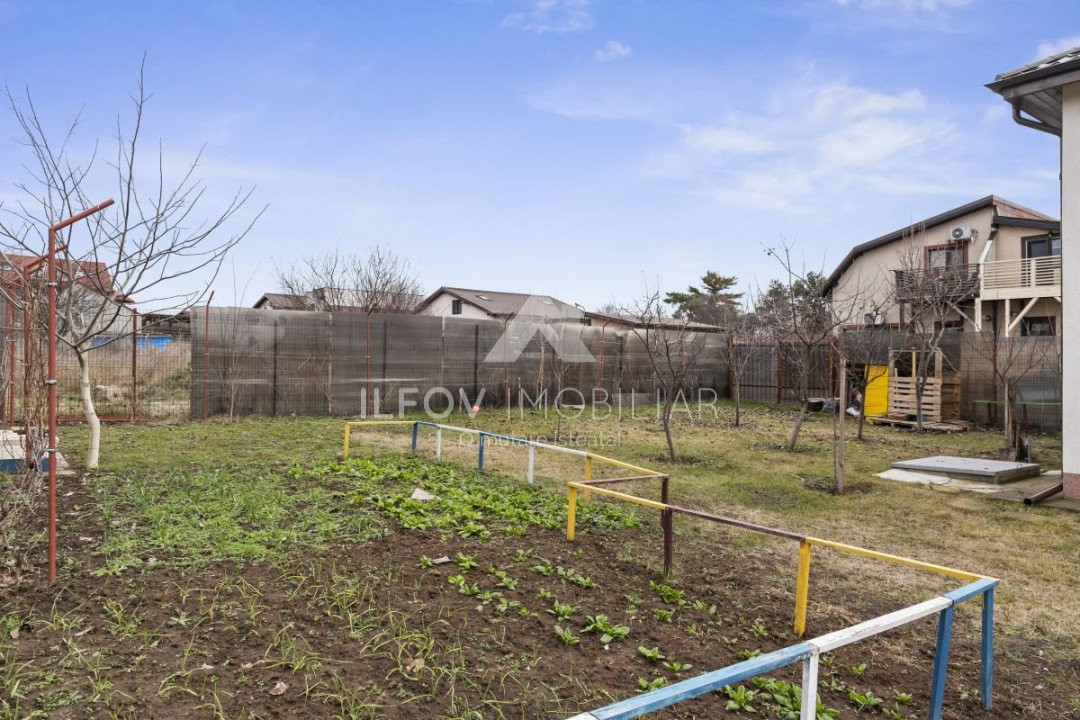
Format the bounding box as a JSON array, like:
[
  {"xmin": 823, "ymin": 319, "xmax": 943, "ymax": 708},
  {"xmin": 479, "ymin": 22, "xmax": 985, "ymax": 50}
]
[
  {"xmin": 832, "ymin": 0, "xmax": 971, "ymax": 11},
  {"xmin": 503, "ymin": 0, "xmax": 593, "ymax": 34},
  {"xmin": 594, "ymin": 40, "xmax": 632, "ymax": 63},
  {"xmin": 639, "ymin": 81, "xmax": 958, "ymax": 213},
  {"xmin": 1035, "ymin": 35, "xmax": 1080, "ymax": 60}
]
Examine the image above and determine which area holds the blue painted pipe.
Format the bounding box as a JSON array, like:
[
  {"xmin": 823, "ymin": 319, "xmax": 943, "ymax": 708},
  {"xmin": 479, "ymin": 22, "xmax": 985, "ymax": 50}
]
[
  {"xmin": 411, "ymin": 422, "xmax": 419, "ymax": 452},
  {"xmin": 478, "ymin": 433, "xmax": 485, "ymax": 471},
  {"xmin": 928, "ymin": 605, "xmax": 955, "ymax": 720},
  {"xmin": 981, "ymin": 588, "xmax": 994, "ymax": 710}
]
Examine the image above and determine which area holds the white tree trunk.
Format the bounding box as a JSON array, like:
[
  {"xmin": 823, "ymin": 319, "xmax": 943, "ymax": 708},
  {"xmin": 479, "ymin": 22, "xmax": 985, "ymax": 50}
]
[{"xmin": 77, "ymin": 350, "xmax": 101, "ymax": 469}]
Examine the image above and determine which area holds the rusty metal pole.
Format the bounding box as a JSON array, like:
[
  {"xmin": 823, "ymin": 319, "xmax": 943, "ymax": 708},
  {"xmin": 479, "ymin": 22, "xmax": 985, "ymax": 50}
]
[
  {"xmin": 130, "ymin": 310, "xmax": 138, "ymax": 421},
  {"xmin": 203, "ymin": 292, "xmax": 213, "ymax": 421},
  {"xmin": 46, "ymin": 198, "xmax": 114, "ymax": 584}
]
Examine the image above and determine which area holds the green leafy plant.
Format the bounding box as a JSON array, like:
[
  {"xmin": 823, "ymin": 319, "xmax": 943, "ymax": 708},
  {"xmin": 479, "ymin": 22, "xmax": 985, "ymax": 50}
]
[
  {"xmin": 531, "ymin": 560, "xmax": 554, "ymax": 576},
  {"xmin": 662, "ymin": 660, "xmax": 693, "ymax": 673},
  {"xmin": 750, "ymin": 620, "xmax": 768, "ymax": 638},
  {"xmin": 583, "ymin": 614, "xmax": 630, "ymax": 644},
  {"xmin": 538, "ymin": 588, "xmax": 555, "ymax": 602},
  {"xmin": 546, "ymin": 601, "xmax": 575, "ymax": 621},
  {"xmin": 893, "ymin": 690, "xmax": 914, "ymax": 706},
  {"xmin": 847, "ymin": 663, "xmax": 867, "ymax": 678},
  {"xmin": 554, "ymin": 625, "xmax": 580, "ymax": 646},
  {"xmin": 418, "ymin": 555, "xmax": 434, "ymax": 569},
  {"xmin": 636, "ymin": 676, "xmax": 668, "ymax": 693},
  {"xmin": 650, "ymin": 580, "xmax": 686, "ymax": 606},
  {"xmin": 848, "ymin": 690, "xmax": 883, "ymax": 712},
  {"xmin": 653, "ymin": 608, "xmax": 675, "ymax": 623},
  {"xmin": 723, "ymin": 684, "xmax": 758, "ymax": 713},
  {"xmin": 454, "ymin": 553, "xmax": 478, "ymax": 570},
  {"xmin": 637, "ymin": 646, "xmax": 666, "ymax": 663},
  {"xmin": 736, "ymin": 648, "xmax": 761, "ymax": 660},
  {"xmin": 490, "ymin": 568, "xmax": 518, "ymax": 590}
]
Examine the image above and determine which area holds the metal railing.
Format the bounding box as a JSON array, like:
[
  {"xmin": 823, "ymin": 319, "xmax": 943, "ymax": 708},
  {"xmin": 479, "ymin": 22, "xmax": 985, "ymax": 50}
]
[
  {"xmin": 981, "ymin": 255, "xmax": 1062, "ymax": 294},
  {"xmin": 894, "ymin": 264, "xmax": 980, "ymax": 302},
  {"xmin": 343, "ymin": 420, "xmax": 998, "ymax": 720}
]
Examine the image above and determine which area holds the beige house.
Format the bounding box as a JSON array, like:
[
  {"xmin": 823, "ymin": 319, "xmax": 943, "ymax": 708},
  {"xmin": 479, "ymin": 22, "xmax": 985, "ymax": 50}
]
[
  {"xmin": 988, "ymin": 45, "xmax": 1079, "ymax": 497},
  {"xmin": 823, "ymin": 195, "xmax": 1060, "ymax": 338}
]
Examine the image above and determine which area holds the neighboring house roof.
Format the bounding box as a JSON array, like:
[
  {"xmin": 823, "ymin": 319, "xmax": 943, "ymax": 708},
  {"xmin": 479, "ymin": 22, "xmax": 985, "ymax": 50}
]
[
  {"xmin": 821, "ymin": 196, "xmax": 1059, "ymax": 295},
  {"xmin": 583, "ymin": 310, "xmax": 722, "ymax": 333},
  {"xmin": 0, "ymin": 253, "xmax": 119, "ymax": 297},
  {"xmin": 253, "ymin": 292, "xmax": 316, "ymax": 310},
  {"xmin": 419, "ymin": 287, "xmax": 584, "ymax": 320},
  {"xmin": 987, "ymin": 45, "xmax": 1080, "ymax": 135}
]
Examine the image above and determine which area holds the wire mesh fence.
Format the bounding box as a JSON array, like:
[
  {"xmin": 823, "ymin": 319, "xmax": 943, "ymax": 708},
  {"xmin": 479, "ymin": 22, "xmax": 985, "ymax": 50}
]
[{"xmin": 187, "ymin": 308, "xmax": 1063, "ymax": 431}]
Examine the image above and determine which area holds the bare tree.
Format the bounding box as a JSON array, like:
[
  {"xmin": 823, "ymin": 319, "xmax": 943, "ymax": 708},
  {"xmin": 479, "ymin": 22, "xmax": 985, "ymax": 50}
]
[
  {"xmin": 0, "ymin": 62, "xmax": 262, "ymax": 468},
  {"xmin": 274, "ymin": 246, "xmax": 422, "ymax": 313},
  {"xmin": 892, "ymin": 242, "xmax": 978, "ymax": 430},
  {"xmin": 969, "ymin": 331, "xmax": 1060, "ymax": 460},
  {"xmin": 838, "ymin": 324, "xmax": 893, "ymax": 440},
  {"xmin": 725, "ymin": 308, "xmax": 762, "ymax": 427},
  {"xmin": 757, "ymin": 241, "xmax": 863, "ymax": 451},
  {"xmin": 622, "ymin": 286, "xmax": 707, "ymax": 462}
]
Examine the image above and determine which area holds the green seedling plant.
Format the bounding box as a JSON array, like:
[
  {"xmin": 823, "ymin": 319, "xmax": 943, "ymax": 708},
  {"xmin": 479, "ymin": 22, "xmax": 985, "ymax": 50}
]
[
  {"xmin": 662, "ymin": 660, "xmax": 693, "ymax": 674},
  {"xmin": 650, "ymin": 581, "xmax": 686, "ymax": 606},
  {"xmin": 538, "ymin": 588, "xmax": 555, "ymax": 602},
  {"xmin": 454, "ymin": 554, "xmax": 478, "ymax": 571},
  {"xmin": 637, "ymin": 646, "xmax": 665, "ymax": 663},
  {"xmin": 582, "ymin": 614, "xmax": 630, "ymax": 644},
  {"xmin": 690, "ymin": 600, "xmax": 716, "ymax": 614},
  {"xmin": 736, "ymin": 649, "xmax": 761, "ymax": 660},
  {"xmin": 653, "ymin": 608, "xmax": 675, "ymax": 623},
  {"xmin": 490, "ymin": 568, "xmax": 517, "ymax": 590},
  {"xmin": 847, "ymin": 663, "xmax": 867, "ymax": 678},
  {"xmin": 547, "ymin": 601, "xmax": 575, "ymax": 621},
  {"xmin": 531, "ymin": 560, "xmax": 554, "ymax": 577},
  {"xmin": 750, "ymin": 620, "xmax": 768, "ymax": 638},
  {"xmin": 723, "ymin": 684, "xmax": 758, "ymax": 713},
  {"xmin": 637, "ymin": 677, "xmax": 668, "ymax": 693},
  {"xmin": 554, "ymin": 625, "xmax": 580, "ymax": 646},
  {"xmin": 848, "ymin": 689, "xmax": 883, "ymax": 712},
  {"xmin": 893, "ymin": 690, "xmax": 914, "ymax": 705},
  {"xmin": 418, "ymin": 555, "xmax": 434, "ymax": 569}
]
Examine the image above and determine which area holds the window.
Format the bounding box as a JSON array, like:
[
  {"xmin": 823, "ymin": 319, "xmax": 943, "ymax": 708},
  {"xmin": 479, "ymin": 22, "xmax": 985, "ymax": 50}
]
[
  {"xmin": 451, "ymin": 299, "xmax": 462, "ymax": 315},
  {"xmin": 1020, "ymin": 316, "xmax": 1056, "ymax": 337},
  {"xmin": 1024, "ymin": 234, "xmax": 1061, "ymax": 258},
  {"xmin": 926, "ymin": 244, "xmax": 964, "ymax": 269}
]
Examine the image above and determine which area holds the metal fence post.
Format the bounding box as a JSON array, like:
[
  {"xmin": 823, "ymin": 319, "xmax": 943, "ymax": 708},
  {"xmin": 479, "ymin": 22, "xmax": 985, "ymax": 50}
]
[
  {"xmin": 411, "ymin": 422, "xmax": 419, "ymax": 453},
  {"xmin": 478, "ymin": 432, "xmax": 485, "ymax": 472},
  {"xmin": 981, "ymin": 588, "xmax": 994, "ymax": 710}
]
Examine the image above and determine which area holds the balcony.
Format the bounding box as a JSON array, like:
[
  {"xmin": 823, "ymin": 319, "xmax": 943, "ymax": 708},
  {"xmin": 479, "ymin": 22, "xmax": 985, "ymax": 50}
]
[
  {"xmin": 979, "ymin": 255, "xmax": 1062, "ymax": 300},
  {"xmin": 894, "ymin": 264, "xmax": 980, "ymax": 303}
]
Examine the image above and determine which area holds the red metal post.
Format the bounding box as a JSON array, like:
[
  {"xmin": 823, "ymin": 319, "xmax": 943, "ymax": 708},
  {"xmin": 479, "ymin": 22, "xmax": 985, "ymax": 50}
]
[{"xmin": 46, "ymin": 198, "xmax": 114, "ymax": 584}]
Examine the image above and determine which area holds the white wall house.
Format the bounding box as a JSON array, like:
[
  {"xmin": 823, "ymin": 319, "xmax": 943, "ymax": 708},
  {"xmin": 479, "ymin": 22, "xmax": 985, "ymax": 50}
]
[{"xmin": 988, "ymin": 46, "xmax": 1080, "ymax": 498}]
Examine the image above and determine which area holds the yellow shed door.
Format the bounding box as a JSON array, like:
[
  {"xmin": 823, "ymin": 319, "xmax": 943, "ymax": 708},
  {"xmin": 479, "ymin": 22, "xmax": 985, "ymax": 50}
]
[{"xmin": 864, "ymin": 365, "xmax": 889, "ymax": 417}]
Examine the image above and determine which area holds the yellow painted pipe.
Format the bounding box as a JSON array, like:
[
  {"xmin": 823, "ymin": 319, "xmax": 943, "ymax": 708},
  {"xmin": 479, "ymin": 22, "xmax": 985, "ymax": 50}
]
[
  {"xmin": 567, "ymin": 485, "xmax": 578, "ymax": 541},
  {"xmin": 805, "ymin": 537, "xmax": 986, "ymax": 582},
  {"xmin": 793, "ymin": 540, "xmax": 811, "ymax": 637},
  {"xmin": 567, "ymin": 482, "xmax": 667, "ymax": 510},
  {"xmin": 587, "ymin": 452, "xmax": 660, "ymax": 477},
  {"xmin": 343, "ymin": 423, "xmax": 350, "ymax": 458}
]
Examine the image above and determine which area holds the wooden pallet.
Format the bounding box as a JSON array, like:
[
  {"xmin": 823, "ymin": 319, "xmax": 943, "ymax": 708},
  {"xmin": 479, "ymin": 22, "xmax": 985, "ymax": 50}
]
[{"xmin": 867, "ymin": 414, "xmax": 970, "ymax": 432}]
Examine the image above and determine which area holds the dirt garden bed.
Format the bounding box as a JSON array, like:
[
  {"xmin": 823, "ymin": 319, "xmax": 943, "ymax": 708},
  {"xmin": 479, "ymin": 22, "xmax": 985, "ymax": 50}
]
[{"xmin": 3, "ymin": 451, "xmax": 1077, "ymax": 719}]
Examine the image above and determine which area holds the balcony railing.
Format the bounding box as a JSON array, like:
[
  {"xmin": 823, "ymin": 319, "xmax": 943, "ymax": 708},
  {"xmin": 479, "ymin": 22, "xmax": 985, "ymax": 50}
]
[
  {"xmin": 980, "ymin": 255, "xmax": 1062, "ymax": 297},
  {"xmin": 894, "ymin": 264, "xmax": 980, "ymax": 302}
]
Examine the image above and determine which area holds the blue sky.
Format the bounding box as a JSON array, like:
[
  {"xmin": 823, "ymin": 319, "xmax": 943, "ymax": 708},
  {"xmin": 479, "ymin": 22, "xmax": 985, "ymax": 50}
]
[{"xmin": 0, "ymin": 0, "xmax": 1075, "ymax": 309}]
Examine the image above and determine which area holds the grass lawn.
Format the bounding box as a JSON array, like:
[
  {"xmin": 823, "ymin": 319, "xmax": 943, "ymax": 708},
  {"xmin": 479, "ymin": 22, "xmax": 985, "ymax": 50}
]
[{"xmin": 1, "ymin": 402, "xmax": 1076, "ymax": 718}]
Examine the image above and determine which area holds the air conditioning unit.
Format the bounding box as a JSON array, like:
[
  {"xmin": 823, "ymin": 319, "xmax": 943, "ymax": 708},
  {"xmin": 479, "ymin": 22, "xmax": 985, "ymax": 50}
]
[{"xmin": 950, "ymin": 226, "xmax": 975, "ymax": 242}]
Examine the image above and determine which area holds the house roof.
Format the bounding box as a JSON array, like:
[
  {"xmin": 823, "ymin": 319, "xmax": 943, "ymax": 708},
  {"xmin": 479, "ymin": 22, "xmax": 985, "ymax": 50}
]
[
  {"xmin": 584, "ymin": 310, "xmax": 722, "ymax": 333},
  {"xmin": 253, "ymin": 292, "xmax": 315, "ymax": 310},
  {"xmin": 419, "ymin": 286, "xmax": 584, "ymax": 319},
  {"xmin": 821, "ymin": 196, "xmax": 1058, "ymax": 295},
  {"xmin": 987, "ymin": 45, "xmax": 1080, "ymax": 135},
  {"xmin": 0, "ymin": 253, "xmax": 117, "ymax": 296}
]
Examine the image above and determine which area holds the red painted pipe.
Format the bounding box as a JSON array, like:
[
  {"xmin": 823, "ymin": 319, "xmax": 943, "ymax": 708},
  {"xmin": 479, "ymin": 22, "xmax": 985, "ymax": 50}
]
[{"xmin": 46, "ymin": 198, "xmax": 114, "ymax": 584}]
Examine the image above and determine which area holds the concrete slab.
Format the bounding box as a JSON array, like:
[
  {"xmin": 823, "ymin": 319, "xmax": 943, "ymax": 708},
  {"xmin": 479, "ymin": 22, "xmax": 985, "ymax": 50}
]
[{"xmin": 891, "ymin": 455, "xmax": 1041, "ymax": 483}]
